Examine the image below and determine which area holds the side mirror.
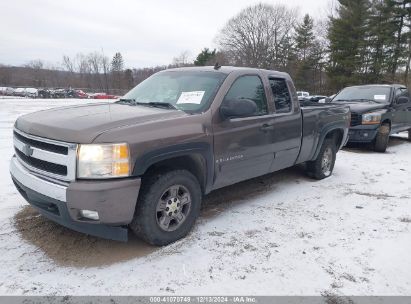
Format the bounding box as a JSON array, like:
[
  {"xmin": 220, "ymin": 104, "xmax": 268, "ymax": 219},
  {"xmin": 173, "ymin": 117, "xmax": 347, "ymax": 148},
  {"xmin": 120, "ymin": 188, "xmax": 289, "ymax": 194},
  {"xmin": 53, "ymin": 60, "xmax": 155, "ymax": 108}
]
[
  {"xmin": 325, "ymin": 97, "xmax": 332, "ymax": 103},
  {"xmin": 220, "ymin": 98, "xmax": 258, "ymax": 119},
  {"xmin": 397, "ymin": 96, "xmax": 409, "ymax": 104}
]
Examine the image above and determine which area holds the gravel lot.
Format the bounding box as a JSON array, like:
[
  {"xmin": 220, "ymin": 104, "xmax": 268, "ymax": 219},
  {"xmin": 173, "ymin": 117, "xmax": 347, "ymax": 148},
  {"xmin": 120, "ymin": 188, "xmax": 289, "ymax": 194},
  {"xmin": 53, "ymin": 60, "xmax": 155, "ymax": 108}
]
[{"xmin": 0, "ymin": 99, "xmax": 410, "ymax": 295}]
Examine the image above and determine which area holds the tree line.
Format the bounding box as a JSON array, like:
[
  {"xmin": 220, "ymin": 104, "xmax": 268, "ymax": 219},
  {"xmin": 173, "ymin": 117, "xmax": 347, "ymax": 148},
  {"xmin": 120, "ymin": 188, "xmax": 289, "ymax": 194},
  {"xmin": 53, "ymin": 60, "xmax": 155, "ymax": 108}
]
[
  {"xmin": 212, "ymin": 0, "xmax": 410, "ymax": 93},
  {"xmin": 328, "ymin": 0, "xmax": 411, "ymax": 90},
  {"xmin": 0, "ymin": 51, "xmax": 184, "ymax": 95},
  {"xmin": 0, "ymin": 0, "xmax": 410, "ymax": 95}
]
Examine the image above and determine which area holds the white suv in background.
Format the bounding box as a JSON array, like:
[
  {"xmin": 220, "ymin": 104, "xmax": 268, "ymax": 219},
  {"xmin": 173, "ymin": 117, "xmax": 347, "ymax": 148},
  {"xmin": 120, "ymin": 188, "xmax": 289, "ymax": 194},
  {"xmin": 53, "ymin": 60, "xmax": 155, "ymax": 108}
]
[{"xmin": 297, "ymin": 91, "xmax": 309, "ymax": 101}]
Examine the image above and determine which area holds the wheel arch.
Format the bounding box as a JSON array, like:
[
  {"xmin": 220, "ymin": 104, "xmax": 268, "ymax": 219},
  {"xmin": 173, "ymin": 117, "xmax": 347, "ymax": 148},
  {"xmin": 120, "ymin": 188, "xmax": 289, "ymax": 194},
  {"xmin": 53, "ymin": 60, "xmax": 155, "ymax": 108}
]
[
  {"xmin": 132, "ymin": 143, "xmax": 213, "ymax": 194},
  {"xmin": 312, "ymin": 125, "xmax": 346, "ymax": 160},
  {"xmin": 381, "ymin": 119, "xmax": 391, "ymax": 128}
]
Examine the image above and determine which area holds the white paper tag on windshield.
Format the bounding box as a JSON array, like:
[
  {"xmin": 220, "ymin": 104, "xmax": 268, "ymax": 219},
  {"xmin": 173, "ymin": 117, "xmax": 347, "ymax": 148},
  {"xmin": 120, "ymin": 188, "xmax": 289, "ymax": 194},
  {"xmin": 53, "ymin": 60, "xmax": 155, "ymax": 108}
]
[
  {"xmin": 177, "ymin": 91, "xmax": 205, "ymax": 104},
  {"xmin": 374, "ymin": 95, "xmax": 386, "ymax": 100}
]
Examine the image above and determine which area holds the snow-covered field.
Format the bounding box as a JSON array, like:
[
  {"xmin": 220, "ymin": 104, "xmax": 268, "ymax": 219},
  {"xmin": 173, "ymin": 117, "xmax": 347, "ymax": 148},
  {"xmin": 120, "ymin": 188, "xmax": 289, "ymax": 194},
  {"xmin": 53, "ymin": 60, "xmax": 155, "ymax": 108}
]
[{"xmin": 0, "ymin": 98, "xmax": 410, "ymax": 296}]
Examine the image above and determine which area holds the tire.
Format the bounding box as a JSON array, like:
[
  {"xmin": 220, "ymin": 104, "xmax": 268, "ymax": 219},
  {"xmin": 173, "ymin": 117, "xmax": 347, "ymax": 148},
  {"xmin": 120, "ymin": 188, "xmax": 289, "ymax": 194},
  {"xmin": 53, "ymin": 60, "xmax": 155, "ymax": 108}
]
[
  {"xmin": 306, "ymin": 138, "xmax": 337, "ymax": 180},
  {"xmin": 130, "ymin": 169, "xmax": 202, "ymax": 246},
  {"xmin": 374, "ymin": 123, "xmax": 390, "ymax": 152},
  {"xmin": 408, "ymin": 129, "xmax": 411, "ymax": 142}
]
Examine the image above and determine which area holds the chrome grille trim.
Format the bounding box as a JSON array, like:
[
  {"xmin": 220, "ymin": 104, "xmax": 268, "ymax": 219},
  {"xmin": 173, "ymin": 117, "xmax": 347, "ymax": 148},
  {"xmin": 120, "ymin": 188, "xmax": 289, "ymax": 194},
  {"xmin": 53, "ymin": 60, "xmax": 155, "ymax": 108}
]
[
  {"xmin": 14, "ymin": 136, "xmax": 68, "ymax": 165},
  {"xmin": 13, "ymin": 128, "xmax": 77, "ymax": 181},
  {"xmin": 10, "ymin": 156, "xmax": 67, "ymax": 202}
]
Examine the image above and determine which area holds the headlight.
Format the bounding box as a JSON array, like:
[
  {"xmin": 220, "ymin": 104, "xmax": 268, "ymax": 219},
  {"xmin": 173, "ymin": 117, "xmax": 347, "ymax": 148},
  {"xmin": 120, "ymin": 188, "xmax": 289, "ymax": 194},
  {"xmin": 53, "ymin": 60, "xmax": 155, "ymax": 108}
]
[
  {"xmin": 362, "ymin": 112, "xmax": 382, "ymax": 125},
  {"xmin": 77, "ymin": 143, "xmax": 130, "ymax": 179}
]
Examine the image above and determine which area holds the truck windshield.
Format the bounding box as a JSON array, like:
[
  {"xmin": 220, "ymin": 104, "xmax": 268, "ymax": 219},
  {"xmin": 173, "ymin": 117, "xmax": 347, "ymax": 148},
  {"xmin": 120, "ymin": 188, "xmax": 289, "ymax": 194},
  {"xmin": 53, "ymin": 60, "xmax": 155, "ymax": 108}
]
[
  {"xmin": 333, "ymin": 86, "xmax": 391, "ymax": 103},
  {"xmin": 119, "ymin": 71, "xmax": 227, "ymax": 113}
]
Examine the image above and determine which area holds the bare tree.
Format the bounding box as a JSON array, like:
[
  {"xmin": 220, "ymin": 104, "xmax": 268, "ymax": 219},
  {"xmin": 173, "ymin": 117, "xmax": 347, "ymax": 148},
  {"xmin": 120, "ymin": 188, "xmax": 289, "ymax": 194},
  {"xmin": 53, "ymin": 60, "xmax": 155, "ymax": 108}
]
[
  {"xmin": 62, "ymin": 55, "xmax": 75, "ymax": 73},
  {"xmin": 60, "ymin": 51, "xmax": 111, "ymax": 91},
  {"xmin": 312, "ymin": 18, "xmax": 330, "ymax": 93},
  {"xmin": 101, "ymin": 51, "xmax": 110, "ymax": 92},
  {"xmin": 88, "ymin": 52, "xmax": 105, "ymax": 90},
  {"xmin": 25, "ymin": 59, "xmax": 46, "ymax": 87},
  {"xmin": 25, "ymin": 59, "xmax": 44, "ymax": 70},
  {"xmin": 216, "ymin": 3, "xmax": 298, "ymax": 69},
  {"xmin": 172, "ymin": 51, "xmax": 192, "ymax": 67}
]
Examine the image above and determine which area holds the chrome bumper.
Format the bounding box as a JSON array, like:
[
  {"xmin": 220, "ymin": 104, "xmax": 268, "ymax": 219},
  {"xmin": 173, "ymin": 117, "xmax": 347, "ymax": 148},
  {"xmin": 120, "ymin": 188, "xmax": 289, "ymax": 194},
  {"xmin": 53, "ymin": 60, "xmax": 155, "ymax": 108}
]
[{"xmin": 10, "ymin": 156, "xmax": 67, "ymax": 202}]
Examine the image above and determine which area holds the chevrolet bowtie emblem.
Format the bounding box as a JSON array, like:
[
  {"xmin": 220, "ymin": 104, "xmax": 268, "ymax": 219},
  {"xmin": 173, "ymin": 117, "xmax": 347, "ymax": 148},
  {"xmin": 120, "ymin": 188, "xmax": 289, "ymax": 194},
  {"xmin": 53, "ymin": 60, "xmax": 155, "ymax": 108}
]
[{"xmin": 21, "ymin": 144, "xmax": 33, "ymax": 157}]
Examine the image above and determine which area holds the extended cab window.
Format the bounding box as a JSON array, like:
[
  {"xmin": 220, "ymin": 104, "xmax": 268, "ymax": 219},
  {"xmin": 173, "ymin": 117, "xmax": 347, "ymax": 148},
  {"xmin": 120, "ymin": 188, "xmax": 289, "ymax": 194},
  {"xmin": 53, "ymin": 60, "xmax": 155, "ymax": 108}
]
[
  {"xmin": 270, "ymin": 78, "xmax": 292, "ymax": 113},
  {"xmin": 223, "ymin": 75, "xmax": 268, "ymax": 116}
]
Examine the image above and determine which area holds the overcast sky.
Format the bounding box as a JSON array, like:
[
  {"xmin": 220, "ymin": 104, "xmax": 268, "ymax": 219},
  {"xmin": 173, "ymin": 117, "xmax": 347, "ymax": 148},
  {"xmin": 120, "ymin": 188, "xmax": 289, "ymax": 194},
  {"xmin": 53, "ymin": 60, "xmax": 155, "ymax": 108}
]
[{"xmin": 0, "ymin": 0, "xmax": 331, "ymax": 69}]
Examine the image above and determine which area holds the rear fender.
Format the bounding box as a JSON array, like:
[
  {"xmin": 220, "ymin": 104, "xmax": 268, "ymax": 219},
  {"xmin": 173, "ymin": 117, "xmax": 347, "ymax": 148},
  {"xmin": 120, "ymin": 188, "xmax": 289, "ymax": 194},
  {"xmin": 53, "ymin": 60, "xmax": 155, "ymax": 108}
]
[{"xmin": 311, "ymin": 122, "xmax": 347, "ymax": 160}]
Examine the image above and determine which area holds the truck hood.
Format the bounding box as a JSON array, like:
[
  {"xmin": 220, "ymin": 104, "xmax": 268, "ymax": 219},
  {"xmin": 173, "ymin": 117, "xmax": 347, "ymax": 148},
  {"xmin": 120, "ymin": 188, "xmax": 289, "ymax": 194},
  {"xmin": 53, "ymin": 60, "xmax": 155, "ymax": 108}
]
[
  {"xmin": 332, "ymin": 101, "xmax": 388, "ymax": 114},
  {"xmin": 15, "ymin": 103, "xmax": 189, "ymax": 143}
]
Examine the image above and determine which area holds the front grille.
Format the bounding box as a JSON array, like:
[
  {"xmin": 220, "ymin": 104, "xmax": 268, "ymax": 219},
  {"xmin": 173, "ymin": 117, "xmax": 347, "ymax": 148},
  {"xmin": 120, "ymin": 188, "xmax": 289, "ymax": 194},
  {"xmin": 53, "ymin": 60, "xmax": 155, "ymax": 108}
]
[
  {"xmin": 14, "ymin": 131, "xmax": 68, "ymax": 155},
  {"xmin": 15, "ymin": 149, "xmax": 67, "ymax": 175},
  {"xmin": 13, "ymin": 129, "xmax": 76, "ymax": 181},
  {"xmin": 350, "ymin": 112, "xmax": 362, "ymax": 127}
]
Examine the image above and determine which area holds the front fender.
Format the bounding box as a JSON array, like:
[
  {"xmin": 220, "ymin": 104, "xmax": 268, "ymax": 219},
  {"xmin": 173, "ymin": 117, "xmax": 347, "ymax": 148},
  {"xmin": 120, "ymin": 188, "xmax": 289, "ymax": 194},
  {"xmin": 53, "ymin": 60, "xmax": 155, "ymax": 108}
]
[{"xmin": 132, "ymin": 142, "xmax": 214, "ymax": 193}]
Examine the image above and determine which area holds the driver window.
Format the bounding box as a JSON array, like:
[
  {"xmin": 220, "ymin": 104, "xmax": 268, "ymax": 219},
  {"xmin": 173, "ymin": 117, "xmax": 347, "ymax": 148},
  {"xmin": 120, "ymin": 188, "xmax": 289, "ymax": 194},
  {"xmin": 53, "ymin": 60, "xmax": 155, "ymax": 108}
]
[
  {"xmin": 396, "ymin": 88, "xmax": 410, "ymax": 101},
  {"xmin": 223, "ymin": 75, "xmax": 268, "ymax": 116}
]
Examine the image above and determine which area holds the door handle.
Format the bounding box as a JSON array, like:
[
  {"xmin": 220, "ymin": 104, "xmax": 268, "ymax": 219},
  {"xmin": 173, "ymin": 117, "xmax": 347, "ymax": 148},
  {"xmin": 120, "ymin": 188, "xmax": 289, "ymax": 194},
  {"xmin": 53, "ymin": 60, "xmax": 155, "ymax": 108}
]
[{"xmin": 260, "ymin": 124, "xmax": 275, "ymax": 132}]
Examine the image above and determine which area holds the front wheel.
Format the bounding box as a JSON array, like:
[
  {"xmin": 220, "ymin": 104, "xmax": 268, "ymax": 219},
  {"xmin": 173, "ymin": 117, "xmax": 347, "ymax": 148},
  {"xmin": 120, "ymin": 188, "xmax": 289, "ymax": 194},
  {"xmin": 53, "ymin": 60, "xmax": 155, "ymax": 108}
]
[
  {"xmin": 130, "ymin": 169, "xmax": 202, "ymax": 246},
  {"xmin": 306, "ymin": 138, "xmax": 337, "ymax": 180},
  {"xmin": 374, "ymin": 123, "xmax": 390, "ymax": 152}
]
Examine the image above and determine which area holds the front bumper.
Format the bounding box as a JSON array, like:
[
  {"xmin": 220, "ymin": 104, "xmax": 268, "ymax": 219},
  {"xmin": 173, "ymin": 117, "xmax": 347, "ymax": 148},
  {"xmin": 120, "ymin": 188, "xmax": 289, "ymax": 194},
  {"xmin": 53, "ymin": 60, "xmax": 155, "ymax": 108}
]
[
  {"xmin": 10, "ymin": 156, "xmax": 141, "ymax": 241},
  {"xmin": 348, "ymin": 125, "xmax": 379, "ymax": 143}
]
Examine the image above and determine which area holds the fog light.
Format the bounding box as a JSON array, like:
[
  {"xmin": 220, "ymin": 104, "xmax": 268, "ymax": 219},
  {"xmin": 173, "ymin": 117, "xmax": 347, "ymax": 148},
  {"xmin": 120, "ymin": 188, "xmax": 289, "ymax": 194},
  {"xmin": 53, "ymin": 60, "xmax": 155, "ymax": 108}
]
[{"xmin": 79, "ymin": 210, "xmax": 99, "ymax": 221}]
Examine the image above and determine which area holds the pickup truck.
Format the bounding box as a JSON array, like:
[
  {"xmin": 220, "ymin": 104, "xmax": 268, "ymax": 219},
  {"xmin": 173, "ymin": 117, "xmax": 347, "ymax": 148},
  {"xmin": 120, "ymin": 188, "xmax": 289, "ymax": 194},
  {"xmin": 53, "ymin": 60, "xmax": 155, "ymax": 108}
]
[
  {"xmin": 329, "ymin": 84, "xmax": 411, "ymax": 152},
  {"xmin": 10, "ymin": 67, "xmax": 350, "ymax": 245}
]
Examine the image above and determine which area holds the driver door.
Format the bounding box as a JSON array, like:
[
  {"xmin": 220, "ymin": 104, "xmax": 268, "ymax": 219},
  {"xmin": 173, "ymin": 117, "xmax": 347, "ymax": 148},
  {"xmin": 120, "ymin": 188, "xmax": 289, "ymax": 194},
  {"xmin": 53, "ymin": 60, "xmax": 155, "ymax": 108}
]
[
  {"xmin": 212, "ymin": 74, "xmax": 275, "ymax": 189},
  {"xmin": 393, "ymin": 87, "xmax": 411, "ymax": 132}
]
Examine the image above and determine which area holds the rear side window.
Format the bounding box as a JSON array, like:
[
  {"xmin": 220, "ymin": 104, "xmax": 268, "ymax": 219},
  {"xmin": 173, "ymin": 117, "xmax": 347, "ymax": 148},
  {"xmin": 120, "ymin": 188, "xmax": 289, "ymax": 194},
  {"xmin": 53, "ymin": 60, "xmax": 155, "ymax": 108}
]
[
  {"xmin": 396, "ymin": 88, "xmax": 410, "ymax": 98},
  {"xmin": 224, "ymin": 75, "xmax": 268, "ymax": 116},
  {"xmin": 270, "ymin": 78, "xmax": 292, "ymax": 113}
]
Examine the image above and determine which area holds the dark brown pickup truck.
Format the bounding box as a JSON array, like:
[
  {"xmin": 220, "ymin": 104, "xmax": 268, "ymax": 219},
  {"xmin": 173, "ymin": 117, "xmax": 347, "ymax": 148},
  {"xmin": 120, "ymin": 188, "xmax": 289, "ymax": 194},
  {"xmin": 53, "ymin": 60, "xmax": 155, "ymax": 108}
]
[{"xmin": 10, "ymin": 67, "xmax": 350, "ymax": 245}]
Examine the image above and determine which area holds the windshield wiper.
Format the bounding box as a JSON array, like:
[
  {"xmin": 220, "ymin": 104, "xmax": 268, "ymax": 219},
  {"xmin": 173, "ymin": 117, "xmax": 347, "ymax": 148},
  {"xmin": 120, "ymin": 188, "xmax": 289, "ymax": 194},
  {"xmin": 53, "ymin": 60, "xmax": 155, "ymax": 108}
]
[
  {"xmin": 354, "ymin": 99, "xmax": 378, "ymax": 103},
  {"xmin": 117, "ymin": 99, "xmax": 177, "ymax": 110},
  {"xmin": 144, "ymin": 102, "xmax": 178, "ymax": 110},
  {"xmin": 117, "ymin": 98, "xmax": 136, "ymax": 103},
  {"xmin": 334, "ymin": 99, "xmax": 378, "ymax": 103}
]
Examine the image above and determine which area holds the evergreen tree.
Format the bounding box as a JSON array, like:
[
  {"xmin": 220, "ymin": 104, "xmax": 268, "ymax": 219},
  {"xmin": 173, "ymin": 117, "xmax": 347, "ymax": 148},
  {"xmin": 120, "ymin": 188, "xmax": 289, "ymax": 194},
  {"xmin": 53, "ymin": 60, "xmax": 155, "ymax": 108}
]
[
  {"xmin": 124, "ymin": 68, "xmax": 134, "ymax": 89},
  {"xmin": 276, "ymin": 34, "xmax": 297, "ymax": 71},
  {"xmin": 366, "ymin": 0, "xmax": 393, "ymax": 82},
  {"xmin": 404, "ymin": 1, "xmax": 411, "ymax": 84},
  {"xmin": 294, "ymin": 14, "xmax": 316, "ymax": 90},
  {"xmin": 295, "ymin": 14, "xmax": 315, "ymax": 61},
  {"xmin": 111, "ymin": 52, "xmax": 124, "ymax": 72},
  {"xmin": 327, "ymin": 0, "xmax": 371, "ymax": 90},
  {"xmin": 194, "ymin": 48, "xmax": 217, "ymax": 66},
  {"xmin": 111, "ymin": 52, "xmax": 124, "ymax": 89},
  {"xmin": 385, "ymin": 0, "xmax": 410, "ymax": 81}
]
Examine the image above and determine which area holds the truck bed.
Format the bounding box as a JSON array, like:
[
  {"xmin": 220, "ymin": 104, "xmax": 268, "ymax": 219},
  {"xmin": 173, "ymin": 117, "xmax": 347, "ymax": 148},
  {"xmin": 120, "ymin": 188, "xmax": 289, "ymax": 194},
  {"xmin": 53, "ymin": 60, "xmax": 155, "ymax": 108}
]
[{"xmin": 296, "ymin": 103, "xmax": 350, "ymax": 164}]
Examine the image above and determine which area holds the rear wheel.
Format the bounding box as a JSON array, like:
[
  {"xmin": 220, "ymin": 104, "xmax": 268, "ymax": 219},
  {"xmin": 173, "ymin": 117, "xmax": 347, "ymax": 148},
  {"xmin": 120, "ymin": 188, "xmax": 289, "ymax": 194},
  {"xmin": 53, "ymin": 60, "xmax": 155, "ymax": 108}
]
[
  {"xmin": 130, "ymin": 169, "xmax": 201, "ymax": 246},
  {"xmin": 374, "ymin": 123, "xmax": 390, "ymax": 152},
  {"xmin": 306, "ymin": 138, "xmax": 337, "ymax": 180}
]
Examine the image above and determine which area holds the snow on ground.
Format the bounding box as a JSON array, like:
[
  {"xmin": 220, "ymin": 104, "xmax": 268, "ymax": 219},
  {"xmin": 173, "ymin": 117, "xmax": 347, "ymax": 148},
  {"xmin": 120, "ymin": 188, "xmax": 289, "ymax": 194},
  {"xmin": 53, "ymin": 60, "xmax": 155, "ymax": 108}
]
[{"xmin": 0, "ymin": 98, "xmax": 410, "ymax": 296}]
